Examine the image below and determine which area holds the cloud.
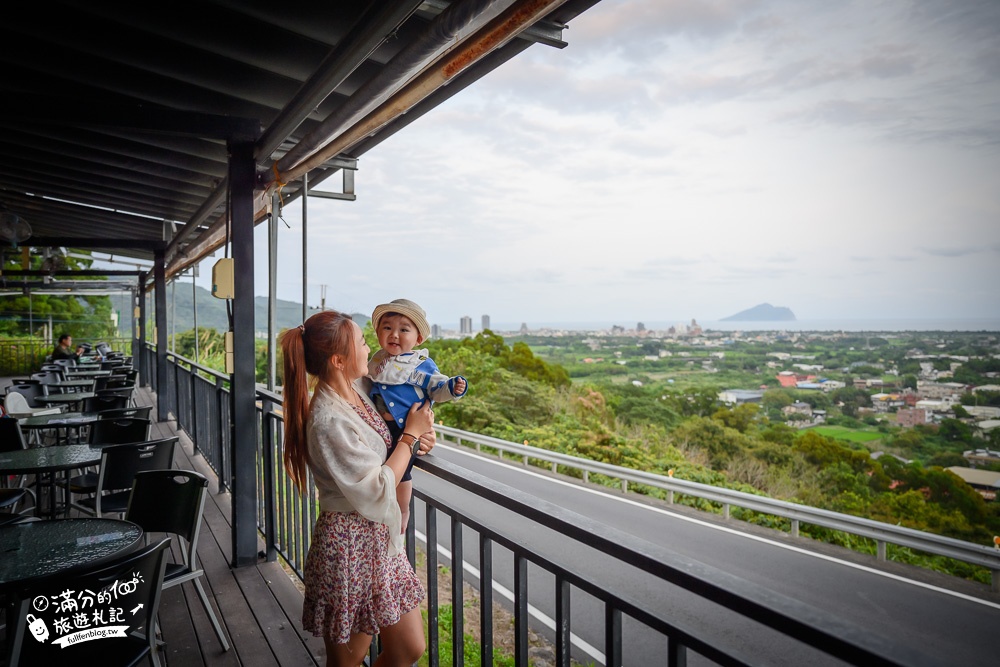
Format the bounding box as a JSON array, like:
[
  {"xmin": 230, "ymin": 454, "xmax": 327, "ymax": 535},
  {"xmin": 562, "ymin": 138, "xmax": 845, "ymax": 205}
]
[{"xmin": 920, "ymin": 245, "xmax": 985, "ymax": 258}]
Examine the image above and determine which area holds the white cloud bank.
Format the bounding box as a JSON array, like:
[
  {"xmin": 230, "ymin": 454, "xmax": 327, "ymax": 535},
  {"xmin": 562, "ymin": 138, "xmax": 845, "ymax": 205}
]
[{"xmin": 252, "ymin": 0, "xmax": 1000, "ymax": 328}]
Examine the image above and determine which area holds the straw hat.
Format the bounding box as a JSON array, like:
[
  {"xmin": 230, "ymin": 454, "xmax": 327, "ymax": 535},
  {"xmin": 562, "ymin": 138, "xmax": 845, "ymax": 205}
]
[{"xmin": 371, "ymin": 298, "xmax": 430, "ymax": 340}]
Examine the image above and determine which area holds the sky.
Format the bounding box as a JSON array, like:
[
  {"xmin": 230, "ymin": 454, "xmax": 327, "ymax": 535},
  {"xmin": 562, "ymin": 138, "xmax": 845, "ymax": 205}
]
[{"xmin": 206, "ymin": 0, "xmax": 999, "ymax": 329}]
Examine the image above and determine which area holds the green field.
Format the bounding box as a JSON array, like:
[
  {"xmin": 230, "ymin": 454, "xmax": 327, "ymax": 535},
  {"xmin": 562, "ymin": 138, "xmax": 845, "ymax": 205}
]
[{"xmin": 811, "ymin": 426, "xmax": 883, "ymax": 444}]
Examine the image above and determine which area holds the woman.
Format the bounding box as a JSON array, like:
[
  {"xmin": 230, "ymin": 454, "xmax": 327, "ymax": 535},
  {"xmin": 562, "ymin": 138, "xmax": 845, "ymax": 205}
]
[{"xmin": 280, "ymin": 310, "xmax": 433, "ymax": 666}]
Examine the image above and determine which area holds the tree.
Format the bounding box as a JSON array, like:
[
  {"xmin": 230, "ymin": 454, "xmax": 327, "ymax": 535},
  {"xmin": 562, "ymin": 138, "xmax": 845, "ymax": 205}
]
[
  {"xmin": 670, "ymin": 416, "xmax": 751, "ymax": 469},
  {"xmin": 0, "ymin": 250, "xmax": 115, "ymax": 340},
  {"xmin": 712, "ymin": 403, "xmax": 760, "ymax": 433},
  {"xmin": 937, "ymin": 418, "xmax": 973, "ymax": 443}
]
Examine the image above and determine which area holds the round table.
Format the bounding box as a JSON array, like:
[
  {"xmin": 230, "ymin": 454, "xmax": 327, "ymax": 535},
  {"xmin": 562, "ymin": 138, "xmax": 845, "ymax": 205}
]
[
  {"xmin": 44, "ymin": 379, "xmax": 96, "ymax": 392},
  {"xmin": 18, "ymin": 411, "xmax": 100, "ymax": 430},
  {"xmin": 0, "ymin": 445, "xmax": 102, "ymax": 518},
  {"xmin": 35, "ymin": 392, "xmax": 96, "ymax": 412},
  {"xmin": 64, "ymin": 370, "xmax": 111, "ymax": 378},
  {"xmin": 0, "ymin": 518, "xmax": 143, "ymax": 592}
]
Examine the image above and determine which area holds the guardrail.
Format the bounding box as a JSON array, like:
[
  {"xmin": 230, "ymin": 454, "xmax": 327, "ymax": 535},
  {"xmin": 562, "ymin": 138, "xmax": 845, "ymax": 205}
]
[{"xmin": 433, "ymin": 423, "xmax": 1000, "ymax": 591}]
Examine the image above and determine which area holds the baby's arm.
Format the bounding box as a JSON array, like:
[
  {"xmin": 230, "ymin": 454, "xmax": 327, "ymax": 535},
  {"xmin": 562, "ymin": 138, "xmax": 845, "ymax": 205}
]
[{"xmin": 428, "ymin": 373, "xmax": 468, "ymax": 403}]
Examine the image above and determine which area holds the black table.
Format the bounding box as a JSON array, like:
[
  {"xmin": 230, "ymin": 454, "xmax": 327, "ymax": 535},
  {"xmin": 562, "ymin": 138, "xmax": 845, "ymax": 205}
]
[
  {"xmin": 64, "ymin": 370, "xmax": 111, "ymax": 378},
  {"xmin": 0, "ymin": 518, "xmax": 142, "ymax": 593},
  {"xmin": 19, "ymin": 411, "xmax": 100, "ymax": 445},
  {"xmin": 35, "ymin": 392, "xmax": 96, "ymax": 411},
  {"xmin": 18, "ymin": 411, "xmax": 100, "ymax": 431},
  {"xmin": 0, "ymin": 445, "xmax": 102, "ymax": 518},
  {"xmin": 44, "ymin": 379, "xmax": 96, "ymax": 393}
]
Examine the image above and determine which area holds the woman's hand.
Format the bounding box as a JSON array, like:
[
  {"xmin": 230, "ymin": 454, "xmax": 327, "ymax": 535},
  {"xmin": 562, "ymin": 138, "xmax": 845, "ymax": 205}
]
[
  {"xmin": 416, "ymin": 428, "xmax": 436, "ymax": 456},
  {"xmin": 403, "ymin": 400, "xmax": 434, "ymax": 438}
]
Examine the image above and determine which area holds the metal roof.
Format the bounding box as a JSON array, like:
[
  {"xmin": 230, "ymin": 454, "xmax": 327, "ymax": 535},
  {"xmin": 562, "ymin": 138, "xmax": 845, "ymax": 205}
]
[{"xmin": 1, "ymin": 0, "xmax": 600, "ymax": 280}]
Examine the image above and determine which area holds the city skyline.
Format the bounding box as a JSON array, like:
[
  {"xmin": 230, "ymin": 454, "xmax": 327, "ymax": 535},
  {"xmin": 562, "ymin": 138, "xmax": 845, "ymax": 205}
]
[{"xmin": 172, "ymin": 0, "xmax": 998, "ymax": 328}]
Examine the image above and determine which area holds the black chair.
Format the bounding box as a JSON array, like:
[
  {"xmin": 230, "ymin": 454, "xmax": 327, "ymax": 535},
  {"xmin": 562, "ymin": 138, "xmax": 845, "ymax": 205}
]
[
  {"xmin": 29, "ymin": 371, "xmax": 62, "ymax": 391},
  {"xmin": 51, "ymin": 357, "xmax": 78, "ymax": 370},
  {"xmin": 88, "ymin": 417, "xmax": 151, "ymax": 446},
  {"xmin": 94, "ymin": 341, "xmax": 112, "ymax": 356},
  {"xmin": 5, "ymin": 538, "xmax": 171, "ymax": 667},
  {"xmin": 0, "ymin": 487, "xmax": 28, "ymax": 516},
  {"xmin": 104, "ymin": 379, "xmax": 136, "ymax": 391},
  {"xmin": 0, "ymin": 509, "xmax": 37, "ymax": 527},
  {"xmin": 0, "ymin": 419, "xmax": 38, "ymax": 501},
  {"xmin": 71, "ymin": 437, "xmax": 177, "ymax": 517},
  {"xmin": 98, "ymin": 406, "xmax": 153, "ymax": 421},
  {"xmin": 126, "ymin": 470, "xmax": 231, "ymax": 650},
  {"xmin": 82, "ymin": 394, "xmax": 129, "ymax": 413},
  {"xmin": 38, "ymin": 364, "xmax": 66, "ymax": 377},
  {"xmin": 98, "ymin": 387, "xmax": 134, "ymax": 399},
  {"xmin": 68, "ymin": 418, "xmax": 153, "ymax": 498}
]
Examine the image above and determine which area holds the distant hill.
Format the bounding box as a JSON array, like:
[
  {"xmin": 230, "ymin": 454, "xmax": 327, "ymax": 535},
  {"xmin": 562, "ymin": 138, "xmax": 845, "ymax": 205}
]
[
  {"xmin": 721, "ymin": 303, "xmax": 796, "ymax": 322},
  {"xmin": 161, "ymin": 286, "xmax": 367, "ymax": 333}
]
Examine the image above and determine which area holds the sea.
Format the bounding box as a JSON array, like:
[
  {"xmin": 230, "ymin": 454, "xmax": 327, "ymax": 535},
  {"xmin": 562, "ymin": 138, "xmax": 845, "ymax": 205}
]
[{"xmin": 485, "ymin": 319, "xmax": 1000, "ymax": 333}]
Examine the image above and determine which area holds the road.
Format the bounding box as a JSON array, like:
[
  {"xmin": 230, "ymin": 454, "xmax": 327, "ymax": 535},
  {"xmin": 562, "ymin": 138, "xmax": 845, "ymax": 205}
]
[{"xmin": 410, "ymin": 444, "xmax": 1000, "ymax": 666}]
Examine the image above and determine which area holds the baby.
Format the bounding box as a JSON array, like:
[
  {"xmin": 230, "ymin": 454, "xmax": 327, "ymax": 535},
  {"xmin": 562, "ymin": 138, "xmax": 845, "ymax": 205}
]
[{"xmin": 368, "ymin": 298, "xmax": 468, "ymax": 532}]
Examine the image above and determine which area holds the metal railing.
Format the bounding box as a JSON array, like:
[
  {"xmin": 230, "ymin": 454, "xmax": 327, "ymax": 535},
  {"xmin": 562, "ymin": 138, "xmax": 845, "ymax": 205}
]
[
  {"xmin": 0, "ymin": 337, "xmax": 133, "ymax": 376},
  {"xmin": 433, "ymin": 424, "xmax": 1000, "ymax": 591},
  {"xmin": 412, "ymin": 455, "xmax": 942, "ymax": 667},
  {"xmin": 149, "ymin": 353, "xmax": 953, "ymax": 665},
  {"xmin": 159, "ymin": 349, "xmax": 232, "ymax": 488}
]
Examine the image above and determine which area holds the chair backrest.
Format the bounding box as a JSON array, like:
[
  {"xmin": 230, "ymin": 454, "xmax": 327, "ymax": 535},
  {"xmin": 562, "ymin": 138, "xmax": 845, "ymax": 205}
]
[
  {"xmin": 82, "ymin": 394, "xmax": 129, "ymax": 412},
  {"xmin": 97, "ymin": 406, "xmax": 152, "ymax": 421},
  {"xmin": 0, "ymin": 417, "xmax": 29, "ymax": 452},
  {"xmin": 97, "ymin": 387, "xmax": 133, "ymax": 399},
  {"xmin": 88, "ymin": 417, "xmax": 151, "ymax": 446},
  {"xmin": 51, "ymin": 357, "xmax": 77, "ymax": 368},
  {"xmin": 38, "ymin": 364, "xmax": 65, "ymax": 377},
  {"xmin": 29, "ymin": 372, "xmax": 61, "ymax": 385},
  {"xmin": 97, "ymin": 437, "xmax": 178, "ymax": 494},
  {"xmin": 100, "ymin": 360, "xmax": 125, "ymax": 371},
  {"xmin": 95, "ymin": 342, "xmax": 111, "ymax": 355},
  {"xmin": 6, "ymin": 538, "xmax": 171, "ymax": 666},
  {"xmin": 6, "ymin": 383, "xmax": 44, "ymax": 403},
  {"xmin": 4, "ymin": 392, "xmax": 30, "ymax": 415},
  {"xmin": 103, "ymin": 379, "xmax": 135, "ymax": 391},
  {"xmin": 127, "ymin": 470, "xmax": 209, "ymax": 544}
]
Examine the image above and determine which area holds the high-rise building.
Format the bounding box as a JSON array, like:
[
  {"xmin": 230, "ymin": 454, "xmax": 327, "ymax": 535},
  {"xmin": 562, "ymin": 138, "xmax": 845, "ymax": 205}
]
[
  {"xmin": 431, "ymin": 324, "xmax": 441, "ymax": 339},
  {"xmin": 460, "ymin": 316, "xmax": 472, "ymax": 334},
  {"xmin": 481, "ymin": 314, "xmax": 490, "ymax": 332}
]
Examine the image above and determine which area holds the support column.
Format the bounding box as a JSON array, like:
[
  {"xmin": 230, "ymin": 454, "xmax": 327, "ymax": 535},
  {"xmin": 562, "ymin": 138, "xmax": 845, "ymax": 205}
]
[
  {"xmin": 154, "ymin": 250, "xmax": 169, "ymax": 421},
  {"xmin": 136, "ymin": 277, "xmax": 147, "ymax": 385},
  {"xmin": 229, "ymin": 139, "xmax": 259, "ymax": 567},
  {"xmin": 301, "ymin": 172, "xmax": 308, "ymax": 322},
  {"xmin": 267, "ymin": 190, "xmax": 279, "ymax": 390}
]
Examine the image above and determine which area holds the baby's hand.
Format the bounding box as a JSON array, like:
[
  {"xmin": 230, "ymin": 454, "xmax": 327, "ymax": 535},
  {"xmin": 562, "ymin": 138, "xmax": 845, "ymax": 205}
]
[{"xmin": 453, "ymin": 377, "xmax": 467, "ymax": 396}]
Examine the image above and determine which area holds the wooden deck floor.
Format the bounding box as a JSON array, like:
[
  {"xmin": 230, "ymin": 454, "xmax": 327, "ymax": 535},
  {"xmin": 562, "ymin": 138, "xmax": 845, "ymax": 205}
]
[
  {"xmin": 133, "ymin": 385, "xmax": 327, "ymax": 666},
  {"xmin": 1, "ymin": 378, "xmax": 327, "ymax": 666}
]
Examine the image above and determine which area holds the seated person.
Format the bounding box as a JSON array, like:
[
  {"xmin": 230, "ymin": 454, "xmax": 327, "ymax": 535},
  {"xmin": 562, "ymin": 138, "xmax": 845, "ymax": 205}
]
[{"xmin": 52, "ymin": 333, "xmax": 84, "ymax": 361}]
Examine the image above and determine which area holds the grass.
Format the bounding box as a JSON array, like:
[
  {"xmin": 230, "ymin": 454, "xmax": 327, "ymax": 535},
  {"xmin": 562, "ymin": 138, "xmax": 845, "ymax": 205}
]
[
  {"xmin": 419, "ymin": 604, "xmax": 517, "ymax": 667},
  {"xmin": 811, "ymin": 426, "xmax": 883, "ymax": 443}
]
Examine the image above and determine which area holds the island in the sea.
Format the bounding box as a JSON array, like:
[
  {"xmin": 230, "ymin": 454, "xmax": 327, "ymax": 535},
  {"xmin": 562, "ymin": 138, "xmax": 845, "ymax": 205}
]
[{"xmin": 721, "ymin": 303, "xmax": 796, "ymax": 321}]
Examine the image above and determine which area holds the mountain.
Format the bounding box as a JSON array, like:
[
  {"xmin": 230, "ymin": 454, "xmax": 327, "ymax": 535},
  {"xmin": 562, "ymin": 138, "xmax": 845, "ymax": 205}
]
[
  {"xmin": 720, "ymin": 303, "xmax": 796, "ymax": 322},
  {"xmin": 160, "ymin": 285, "xmax": 367, "ymax": 333}
]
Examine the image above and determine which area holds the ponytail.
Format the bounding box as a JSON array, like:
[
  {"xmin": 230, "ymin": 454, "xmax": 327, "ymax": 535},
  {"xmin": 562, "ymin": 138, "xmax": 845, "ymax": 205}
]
[{"xmin": 279, "ymin": 311, "xmax": 356, "ymax": 490}]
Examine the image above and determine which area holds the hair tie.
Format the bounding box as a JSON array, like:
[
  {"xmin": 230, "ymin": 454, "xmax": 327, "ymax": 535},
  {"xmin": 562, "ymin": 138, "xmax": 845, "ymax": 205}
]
[{"xmin": 298, "ymin": 324, "xmax": 305, "ymax": 334}]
